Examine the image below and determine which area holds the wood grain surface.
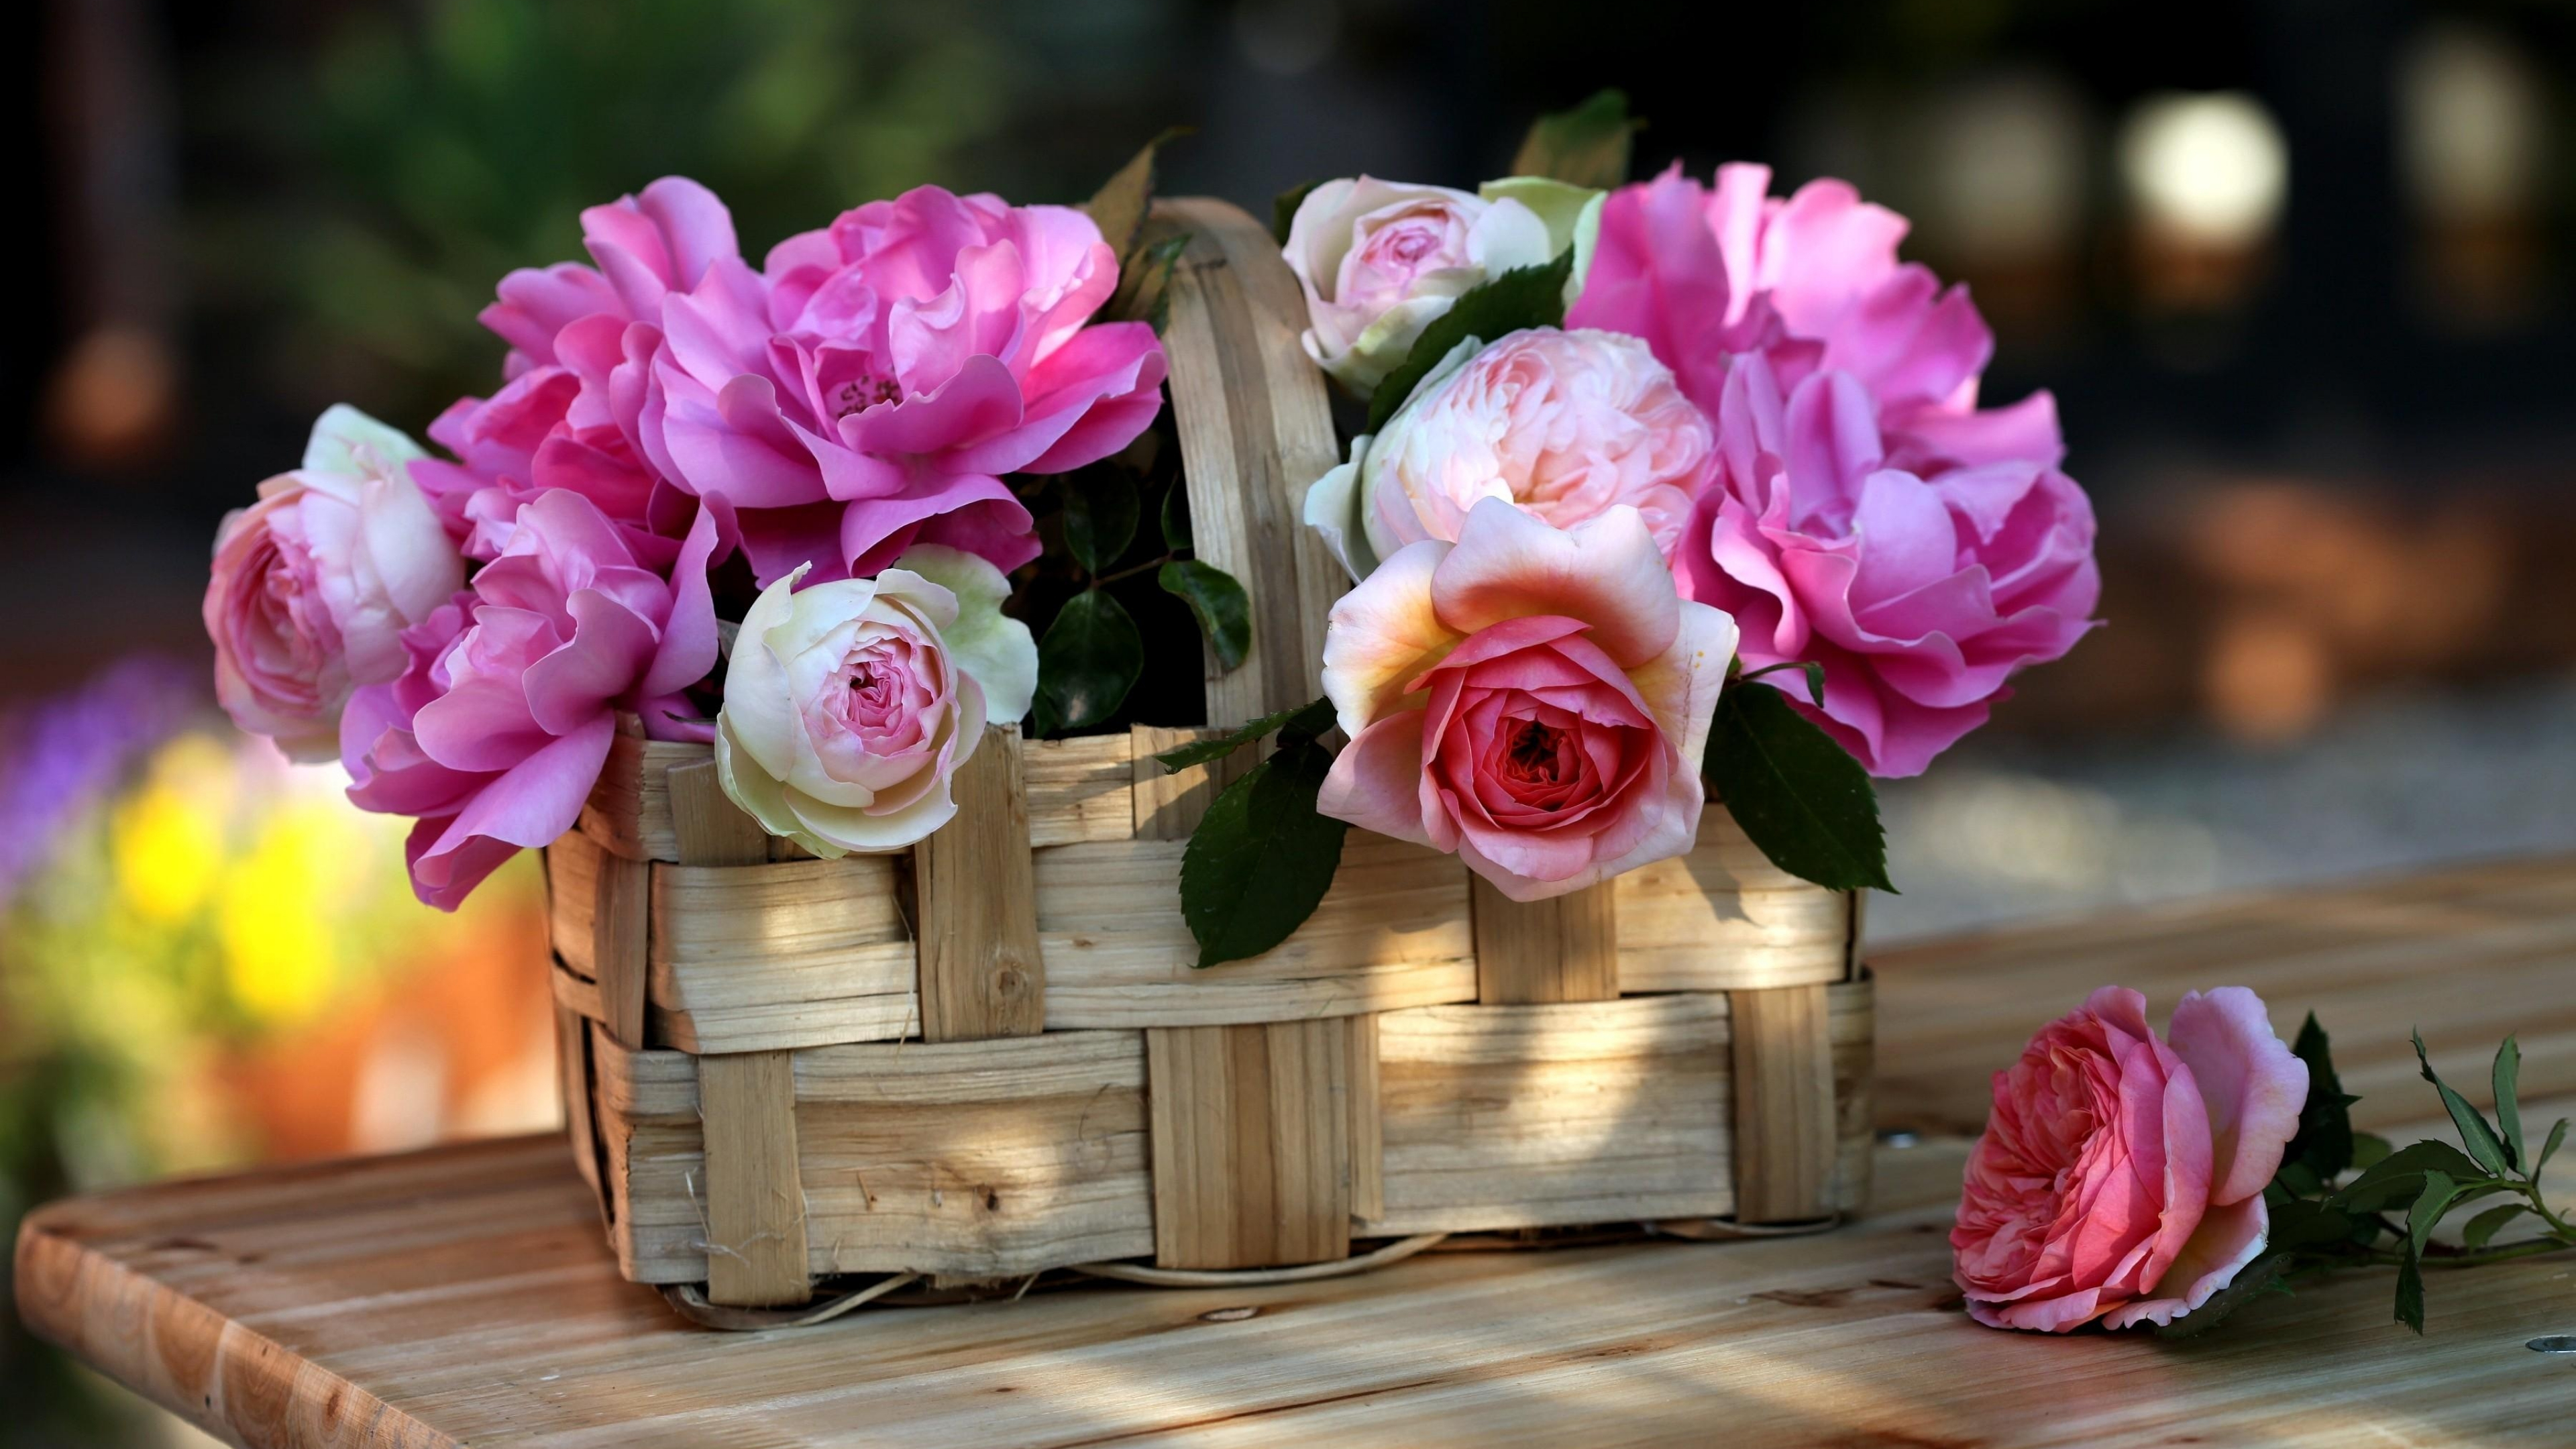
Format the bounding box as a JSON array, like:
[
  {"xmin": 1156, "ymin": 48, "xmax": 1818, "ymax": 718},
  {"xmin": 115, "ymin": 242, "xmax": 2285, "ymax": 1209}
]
[{"xmin": 19, "ymin": 855, "xmax": 2576, "ymax": 1447}]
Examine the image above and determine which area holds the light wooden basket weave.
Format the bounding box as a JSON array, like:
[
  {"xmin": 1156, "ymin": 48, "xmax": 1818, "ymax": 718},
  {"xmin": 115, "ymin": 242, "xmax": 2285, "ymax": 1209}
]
[{"xmin": 547, "ymin": 198, "xmax": 1874, "ymax": 1316}]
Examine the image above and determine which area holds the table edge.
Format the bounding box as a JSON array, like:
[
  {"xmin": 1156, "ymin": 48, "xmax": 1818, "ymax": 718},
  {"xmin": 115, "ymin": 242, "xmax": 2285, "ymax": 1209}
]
[{"xmin": 13, "ymin": 1208, "xmax": 457, "ymax": 1449}]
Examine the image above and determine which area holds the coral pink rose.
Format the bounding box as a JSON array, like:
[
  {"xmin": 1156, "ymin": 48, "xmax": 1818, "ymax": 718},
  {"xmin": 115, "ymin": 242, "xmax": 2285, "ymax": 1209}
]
[
  {"xmin": 340, "ymin": 490, "xmax": 729, "ymax": 908},
  {"xmin": 1304, "ymin": 328, "xmax": 1713, "ymax": 580},
  {"xmin": 1953, "ymin": 986, "xmax": 2308, "ymax": 1332},
  {"xmin": 412, "ymin": 176, "xmax": 738, "ymax": 566},
  {"xmin": 643, "ymin": 184, "xmax": 1169, "ymax": 587},
  {"xmin": 1318, "ymin": 498, "xmax": 1736, "ymax": 901},
  {"xmin": 205, "ymin": 406, "xmax": 464, "ymax": 761},
  {"xmin": 1683, "ymin": 354, "xmax": 2098, "ymax": 777}
]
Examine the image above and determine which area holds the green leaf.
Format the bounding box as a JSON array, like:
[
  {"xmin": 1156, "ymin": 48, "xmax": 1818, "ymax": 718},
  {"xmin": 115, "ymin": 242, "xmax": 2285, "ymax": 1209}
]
[
  {"xmin": 1701, "ymin": 680, "xmax": 1892, "ymax": 893},
  {"xmin": 2539, "ymin": 1119, "xmax": 2569, "ymax": 1176},
  {"xmin": 1109, "ymin": 231, "xmax": 1191, "ymax": 335},
  {"xmin": 1155, "ymin": 698, "xmax": 1335, "ymax": 773},
  {"xmin": 1160, "ymin": 478, "xmax": 1193, "ymax": 551},
  {"xmin": 2284, "ymin": 1013, "xmax": 2358, "ymax": 1183},
  {"xmin": 1035, "ymin": 589, "xmax": 1143, "ymax": 731},
  {"xmin": 2151, "ymin": 1252, "xmax": 2292, "ymax": 1340},
  {"xmin": 1273, "ymin": 179, "xmax": 1320, "ymax": 246},
  {"xmin": 2328, "ymin": 1138, "xmax": 2490, "ymax": 1214},
  {"xmin": 2395, "ymin": 1244, "xmax": 2426, "ymax": 1335},
  {"xmin": 1179, "ymin": 737, "xmax": 1350, "ymax": 968},
  {"xmin": 1365, "ymin": 250, "xmax": 1574, "ymax": 434},
  {"xmin": 2414, "ymin": 1029, "xmax": 2512, "ymax": 1176},
  {"xmin": 1740, "ymin": 659, "xmax": 1827, "ymax": 708},
  {"xmin": 1081, "ymin": 127, "xmax": 1190, "ymax": 264},
  {"xmin": 2408, "ymin": 1169, "xmax": 2466, "ymax": 1259},
  {"xmin": 2493, "ymin": 1034, "xmax": 2525, "ymax": 1172},
  {"xmin": 1509, "ymin": 88, "xmax": 1642, "ymax": 191},
  {"xmin": 1157, "ymin": 559, "xmax": 1252, "ymax": 672},
  {"xmin": 2268, "ymin": 1197, "xmax": 2358, "ymax": 1250},
  {"xmin": 2351, "ymin": 1133, "xmax": 2393, "ymax": 1172},
  {"xmin": 1063, "ymin": 469, "xmax": 1140, "ymax": 575},
  {"xmin": 2462, "ymin": 1201, "xmax": 2531, "ymax": 1249}
]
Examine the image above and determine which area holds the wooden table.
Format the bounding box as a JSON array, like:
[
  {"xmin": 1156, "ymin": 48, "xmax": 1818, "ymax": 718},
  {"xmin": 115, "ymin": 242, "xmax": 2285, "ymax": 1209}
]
[{"xmin": 18, "ymin": 857, "xmax": 2576, "ymax": 1446}]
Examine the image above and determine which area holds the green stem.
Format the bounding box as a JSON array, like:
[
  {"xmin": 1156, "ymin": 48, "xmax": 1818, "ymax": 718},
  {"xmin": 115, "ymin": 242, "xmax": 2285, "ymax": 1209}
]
[
  {"xmin": 1091, "ymin": 552, "xmax": 1176, "ymax": 588},
  {"xmin": 2363, "ymin": 1239, "xmax": 2573, "ymax": 1270}
]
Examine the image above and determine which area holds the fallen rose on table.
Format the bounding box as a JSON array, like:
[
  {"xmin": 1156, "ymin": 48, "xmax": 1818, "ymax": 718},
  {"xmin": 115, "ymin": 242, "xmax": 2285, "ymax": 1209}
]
[{"xmin": 1955, "ymin": 988, "xmax": 2575, "ymax": 1337}]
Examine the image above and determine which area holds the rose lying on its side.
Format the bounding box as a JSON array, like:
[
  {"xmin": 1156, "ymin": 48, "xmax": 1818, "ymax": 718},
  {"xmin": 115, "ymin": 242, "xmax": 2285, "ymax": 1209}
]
[
  {"xmin": 714, "ymin": 548, "xmax": 1037, "ymax": 855},
  {"xmin": 1316, "ymin": 498, "xmax": 1735, "ymax": 902},
  {"xmin": 1952, "ymin": 986, "xmax": 2309, "ymax": 1332}
]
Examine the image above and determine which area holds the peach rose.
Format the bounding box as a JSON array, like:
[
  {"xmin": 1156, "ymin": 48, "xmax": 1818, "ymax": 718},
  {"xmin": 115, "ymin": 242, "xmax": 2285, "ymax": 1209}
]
[
  {"xmin": 1953, "ymin": 986, "xmax": 2309, "ymax": 1332},
  {"xmin": 1304, "ymin": 328, "xmax": 1712, "ymax": 582},
  {"xmin": 1317, "ymin": 498, "xmax": 1736, "ymax": 901}
]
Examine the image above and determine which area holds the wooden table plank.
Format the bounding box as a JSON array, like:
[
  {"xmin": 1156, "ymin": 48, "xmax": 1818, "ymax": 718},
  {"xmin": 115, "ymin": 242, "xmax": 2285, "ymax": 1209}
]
[{"xmin": 17, "ymin": 855, "xmax": 2576, "ymax": 1448}]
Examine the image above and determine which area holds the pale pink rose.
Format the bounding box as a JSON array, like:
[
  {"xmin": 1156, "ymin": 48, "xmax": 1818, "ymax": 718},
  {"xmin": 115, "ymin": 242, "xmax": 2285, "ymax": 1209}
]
[
  {"xmin": 204, "ymin": 407, "xmax": 465, "ymax": 762},
  {"xmin": 1953, "ymin": 986, "xmax": 2308, "ymax": 1333},
  {"xmin": 1317, "ymin": 499, "xmax": 1736, "ymax": 901},
  {"xmin": 411, "ymin": 177, "xmax": 737, "ymax": 567},
  {"xmin": 340, "ymin": 490, "xmax": 729, "ymax": 908},
  {"xmin": 643, "ymin": 184, "xmax": 1168, "ymax": 587},
  {"xmin": 1304, "ymin": 327, "xmax": 1713, "ymax": 580},
  {"xmin": 714, "ymin": 547, "xmax": 1036, "ymax": 856},
  {"xmin": 1680, "ymin": 354, "xmax": 2097, "ymax": 777},
  {"xmin": 1285, "ymin": 178, "xmax": 1563, "ymax": 392}
]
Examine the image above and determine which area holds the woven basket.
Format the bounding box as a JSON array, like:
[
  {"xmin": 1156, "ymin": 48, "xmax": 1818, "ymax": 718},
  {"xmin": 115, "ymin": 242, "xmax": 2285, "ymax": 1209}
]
[{"xmin": 547, "ymin": 197, "xmax": 1874, "ymax": 1317}]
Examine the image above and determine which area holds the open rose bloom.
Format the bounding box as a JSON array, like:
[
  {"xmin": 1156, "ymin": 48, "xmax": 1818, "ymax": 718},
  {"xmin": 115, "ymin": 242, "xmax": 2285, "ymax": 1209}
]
[
  {"xmin": 1305, "ymin": 327, "xmax": 1713, "ymax": 580},
  {"xmin": 1318, "ymin": 500, "xmax": 1735, "ymax": 901},
  {"xmin": 1953, "ymin": 987, "xmax": 2308, "ymax": 1332},
  {"xmin": 1570, "ymin": 163, "xmax": 2099, "ymax": 775}
]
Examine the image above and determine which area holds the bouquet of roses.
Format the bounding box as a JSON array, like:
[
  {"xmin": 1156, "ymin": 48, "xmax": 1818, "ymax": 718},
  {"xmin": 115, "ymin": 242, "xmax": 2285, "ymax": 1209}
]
[{"xmin": 201, "ymin": 93, "xmax": 2100, "ymax": 956}]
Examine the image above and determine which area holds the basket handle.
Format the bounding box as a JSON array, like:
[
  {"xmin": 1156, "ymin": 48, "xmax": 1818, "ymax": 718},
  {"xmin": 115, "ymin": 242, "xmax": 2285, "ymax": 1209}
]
[{"xmin": 1147, "ymin": 197, "xmax": 1346, "ymax": 726}]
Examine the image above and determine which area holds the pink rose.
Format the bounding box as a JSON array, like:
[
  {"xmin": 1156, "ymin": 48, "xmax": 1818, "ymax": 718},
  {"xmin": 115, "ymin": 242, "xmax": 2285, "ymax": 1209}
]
[
  {"xmin": 1317, "ymin": 498, "xmax": 1736, "ymax": 902},
  {"xmin": 643, "ymin": 184, "xmax": 1169, "ymax": 587},
  {"xmin": 1304, "ymin": 327, "xmax": 1713, "ymax": 579},
  {"xmin": 1953, "ymin": 985, "xmax": 2308, "ymax": 1332},
  {"xmin": 714, "ymin": 547, "xmax": 1036, "ymax": 855},
  {"xmin": 340, "ymin": 490, "xmax": 728, "ymax": 908},
  {"xmin": 204, "ymin": 407, "xmax": 465, "ymax": 761},
  {"xmin": 1284, "ymin": 178, "xmax": 1563, "ymax": 392},
  {"xmin": 411, "ymin": 177, "xmax": 738, "ymax": 566},
  {"xmin": 1682, "ymin": 354, "xmax": 2098, "ymax": 777}
]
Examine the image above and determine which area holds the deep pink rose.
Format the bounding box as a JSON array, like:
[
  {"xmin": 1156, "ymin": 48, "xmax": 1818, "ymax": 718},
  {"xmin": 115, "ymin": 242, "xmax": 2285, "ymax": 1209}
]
[
  {"xmin": 340, "ymin": 490, "xmax": 728, "ymax": 908},
  {"xmin": 643, "ymin": 184, "xmax": 1169, "ymax": 586},
  {"xmin": 1303, "ymin": 327, "xmax": 1714, "ymax": 580},
  {"xmin": 1953, "ymin": 986, "xmax": 2308, "ymax": 1332},
  {"xmin": 204, "ymin": 407, "xmax": 464, "ymax": 761},
  {"xmin": 1317, "ymin": 498, "xmax": 1736, "ymax": 901},
  {"xmin": 1682, "ymin": 354, "xmax": 2098, "ymax": 776},
  {"xmin": 411, "ymin": 176, "xmax": 739, "ymax": 564},
  {"xmin": 1569, "ymin": 164, "xmax": 2098, "ymax": 773}
]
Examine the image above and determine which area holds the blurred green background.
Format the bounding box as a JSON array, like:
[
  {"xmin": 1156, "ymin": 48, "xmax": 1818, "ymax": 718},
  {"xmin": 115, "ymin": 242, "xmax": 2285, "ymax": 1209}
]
[{"xmin": 7, "ymin": 1, "xmax": 2576, "ymax": 1441}]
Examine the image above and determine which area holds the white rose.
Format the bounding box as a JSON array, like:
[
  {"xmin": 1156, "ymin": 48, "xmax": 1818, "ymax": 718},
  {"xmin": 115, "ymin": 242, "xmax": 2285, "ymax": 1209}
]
[{"xmin": 714, "ymin": 546, "xmax": 1036, "ymax": 855}]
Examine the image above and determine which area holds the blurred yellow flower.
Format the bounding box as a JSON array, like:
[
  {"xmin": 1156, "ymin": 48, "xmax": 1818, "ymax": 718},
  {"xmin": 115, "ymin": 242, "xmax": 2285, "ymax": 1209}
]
[
  {"xmin": 217, "ymin": 798, "xmax": 368, "ymax": 1024},
  {"xmin": 110, "ymin": 736, "xmax": 237, "ymax": 922}
]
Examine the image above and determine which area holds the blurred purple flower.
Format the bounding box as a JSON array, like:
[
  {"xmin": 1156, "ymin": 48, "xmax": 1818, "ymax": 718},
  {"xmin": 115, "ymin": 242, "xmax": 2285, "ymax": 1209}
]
[{"xmin": 0, "ymin": 656, "xmax": 203, "ymax": 910}]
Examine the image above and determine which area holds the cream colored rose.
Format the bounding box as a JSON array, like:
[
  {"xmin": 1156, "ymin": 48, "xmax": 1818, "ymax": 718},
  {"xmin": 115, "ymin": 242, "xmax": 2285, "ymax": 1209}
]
[
  {"xmin": 1285, "ymin": 176, "xmax": 1601, "ymax": 393},
  {"xmin": 714, "ymin": 547, "xmax": 1036, "ymax": 855}
]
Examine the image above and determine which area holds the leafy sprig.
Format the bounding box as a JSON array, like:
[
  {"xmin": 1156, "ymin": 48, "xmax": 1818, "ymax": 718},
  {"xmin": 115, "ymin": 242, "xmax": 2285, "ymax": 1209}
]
[{"xmin": 2157, "ymin": 1018, "xmax": 2575, "ymax": 1338}]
